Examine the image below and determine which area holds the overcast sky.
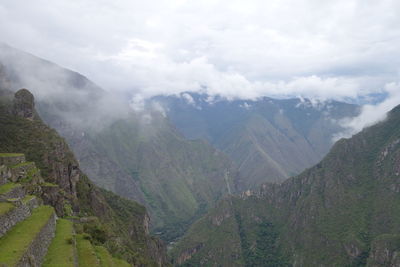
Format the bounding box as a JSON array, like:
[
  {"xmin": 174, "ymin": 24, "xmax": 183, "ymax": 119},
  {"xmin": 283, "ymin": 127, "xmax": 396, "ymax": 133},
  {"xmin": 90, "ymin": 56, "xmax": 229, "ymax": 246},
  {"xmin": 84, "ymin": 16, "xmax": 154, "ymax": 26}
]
[{"xmin": 0, "ymin": 0, "xmax": 400, "ymax": 104}]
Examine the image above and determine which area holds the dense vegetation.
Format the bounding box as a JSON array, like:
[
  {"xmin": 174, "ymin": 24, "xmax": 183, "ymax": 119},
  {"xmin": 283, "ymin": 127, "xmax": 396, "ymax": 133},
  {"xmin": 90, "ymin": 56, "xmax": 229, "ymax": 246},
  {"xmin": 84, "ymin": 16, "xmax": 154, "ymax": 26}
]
[
  {"xmin": 156, "ymin": 93, "xmax": 359, "ymax": 189},
  {"xmin": 173, "ymin": 104, "xmax": 400, "ymax": 266},
  {"xmin": 0, "ymin": 87, "xmax": 167, "ymax": 266}
]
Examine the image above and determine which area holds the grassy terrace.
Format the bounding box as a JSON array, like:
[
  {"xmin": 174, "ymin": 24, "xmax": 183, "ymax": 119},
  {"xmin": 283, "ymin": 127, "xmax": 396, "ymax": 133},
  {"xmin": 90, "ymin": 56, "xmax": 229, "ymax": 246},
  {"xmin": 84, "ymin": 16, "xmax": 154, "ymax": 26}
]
[
  {"xmin": 0, "ymin": 205, "xmax": 54, "ymax": 266},
  {"xmin": 113, "ymin": 257, "xmax": 131, "ymax": 267},
  {"xmin": 0, "ymin": 202, "xmax": 14, "ymax": 216},
  {"xmin": 0, "ymin": 182, "xmax": 20, "ymax": 195},
  {"xmin": 76, "ymin": 234, "xmax": 100, "ymax": 266},
  {"xmin": 95, "ymin": 245, "xmax": 131, "ymax": 267},
  {"xmin": 95, "ymin": 246, "xmax": 114, "ymax": 267},
  {"xmin": 40, "ymin": 182, "xmax": 59, "ymax": 187},
  {"xmin": 43, "ymin": 219, "xmax": 75, "ymax": 267},
  {"xmin": 22, "ymin": 195, "xmax": 35, "ymax": 204},
  {"xmin": 0, "ymin": 153, "xmax": 23, "ymax": 157},
  {"xmin": 10, "ymin": 161, "xmax": 34, "ymax": 169}
]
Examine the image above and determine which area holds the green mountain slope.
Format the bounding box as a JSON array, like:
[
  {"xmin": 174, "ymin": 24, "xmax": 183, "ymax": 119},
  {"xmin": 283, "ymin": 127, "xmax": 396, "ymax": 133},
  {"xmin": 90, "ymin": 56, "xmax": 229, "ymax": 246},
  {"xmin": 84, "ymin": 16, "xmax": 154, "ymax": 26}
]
[
  {"xmin": 0, "ymin": 87, "xmax": 168, "ymax": 266},
  {"xmin": 0, "ymin": 44, "xmax": 239, "ymax": 242},
  {"xmin": 155, "ymin": 93, "xmax": 359, "ymax": 189},
  {"xmin": 172, "ymin": 104, "xmax": 400, "ymax": 266},
  {"xmin": 83, "ymin": 112, "xmax": 238, "ymax": 241}
]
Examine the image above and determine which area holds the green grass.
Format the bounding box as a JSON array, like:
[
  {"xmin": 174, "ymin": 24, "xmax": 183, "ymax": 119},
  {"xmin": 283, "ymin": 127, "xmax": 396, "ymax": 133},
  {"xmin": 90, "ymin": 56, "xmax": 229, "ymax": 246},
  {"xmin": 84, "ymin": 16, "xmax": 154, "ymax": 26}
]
[
  {"xmin": 0, "ymin": 183, "xmax": 20, "ymax": 195},
  {"xmin": 0, "ymin": 202, "xmax": 14, "ymax": 216},
  {"xmin": 76, "ymin": 234, "xmax": 100, "ymax": 266},
  {"xmin": 94, "ymin": 246, "xmax": 131, "ymax": 267},
  {"xmin": 95, "ymin": 245, "xmax": 115, "ymax": 267},
  {"xmin": 0, "ymin": 153, "xmax": 23, "ymax": 157},
  {"xmin": 40, "ymin": 182, "xmax": 59, "ymax": 187},
  {"xmin": 0, "ymin": 205, "xmax": 54, "ymax": 266},
  {"xmin": 43, "ymin": 219, "xmax": 75, "ymax": 267},
  {"xmin": 22, "ymin": 195, "xmax": 35, "ymax": 204},
  {"xmin": 20, "ymin": 167, "xmax": 40, "ymax": 183},
  {"xmin": 113, "ymin": 257, "xmax": 131, "ymax": 267},
  {"xmin": 10, "ymin": 161, "xmax": 33, "ymax": 169}
]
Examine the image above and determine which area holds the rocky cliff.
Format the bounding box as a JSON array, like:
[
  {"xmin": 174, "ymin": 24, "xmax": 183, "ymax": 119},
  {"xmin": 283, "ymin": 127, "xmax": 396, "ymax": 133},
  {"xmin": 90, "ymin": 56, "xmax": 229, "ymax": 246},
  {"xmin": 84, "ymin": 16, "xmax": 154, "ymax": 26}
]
[{"xmin": 0, "ymin": 87, "xmax": 168, "ymax": 266}]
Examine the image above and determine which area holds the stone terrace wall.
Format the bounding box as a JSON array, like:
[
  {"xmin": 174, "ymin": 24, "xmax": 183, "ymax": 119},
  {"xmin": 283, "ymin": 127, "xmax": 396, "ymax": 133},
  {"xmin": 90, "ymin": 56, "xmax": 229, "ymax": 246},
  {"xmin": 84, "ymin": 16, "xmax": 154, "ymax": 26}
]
[
  {"xmin": 0, "ymin": 197, "xmax": 38, "ymax": 238},
  {"xmin": 10, "ymin": 162, "xmax": 36, "ymax": 182},
  {"xmin": 17, "ymin": 212, "xmax": 56, "ymax": 267},
  {"xmin": 0, "ymin": 154, "xmax": 25, "ymax": 166},
  {"xmin": 0, "ymin": 165, "xmax": 11, "ymax": 185},
  {"xmin": 0, "ymin": 186, "xmax": 25, "ymax": 200}
]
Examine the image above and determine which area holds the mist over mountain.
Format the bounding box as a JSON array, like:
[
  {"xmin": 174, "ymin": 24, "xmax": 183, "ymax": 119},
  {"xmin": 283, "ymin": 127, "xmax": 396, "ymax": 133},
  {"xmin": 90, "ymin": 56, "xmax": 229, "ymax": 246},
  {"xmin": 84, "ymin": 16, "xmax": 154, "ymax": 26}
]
[
  {"xmin": 0, "ymin": 44, "xmax": 241, "ymax": 242},
  {"xmin": 154, "ymin": 93, "xmax": 359, "ymax": 189},
  {"xmin": 2, "ymin": 1, "xmax": 400, "ymax": 266}
]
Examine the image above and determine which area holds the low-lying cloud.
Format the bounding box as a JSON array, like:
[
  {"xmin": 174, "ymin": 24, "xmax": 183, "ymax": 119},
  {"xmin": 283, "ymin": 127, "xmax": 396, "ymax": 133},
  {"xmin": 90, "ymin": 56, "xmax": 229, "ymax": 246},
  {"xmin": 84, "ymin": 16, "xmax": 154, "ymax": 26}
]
[
  {"xmin": 0, "ymin": 0, "xmax": 400, "ymax": 136},
  {"xmin": 334, "ymin": 83, "xmax": 400, "ymax": 140}
]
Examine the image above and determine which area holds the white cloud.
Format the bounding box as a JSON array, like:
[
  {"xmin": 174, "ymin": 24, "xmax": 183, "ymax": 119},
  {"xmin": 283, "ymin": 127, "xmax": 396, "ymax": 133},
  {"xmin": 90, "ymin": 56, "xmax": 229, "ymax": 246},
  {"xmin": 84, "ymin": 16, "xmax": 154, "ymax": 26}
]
[
  {"xmin": 0, "ymin": 0, "xmax": 399, "ymax": 104},
  {"xmin": 181, "ymin": 93, "xmax": 195, "ymax": 105},
  {"xmin": 334, "ymin": 83, "xmax": 400, "ymax": 140}
]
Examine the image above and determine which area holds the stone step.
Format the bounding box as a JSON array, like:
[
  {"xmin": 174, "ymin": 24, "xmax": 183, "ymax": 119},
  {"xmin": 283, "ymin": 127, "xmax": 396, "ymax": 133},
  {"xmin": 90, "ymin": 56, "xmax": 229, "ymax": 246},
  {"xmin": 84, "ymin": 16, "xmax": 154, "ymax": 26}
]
[
  {"xmin": 76, "ymin": 234, "xmax": 101, "ymax": 267},
  {"xmin": 0, "ymin": 195, "xmax": 39, "ymax": 238},
  {"xmin": 43, "ymin": 219, "xmax": 76, "ymax": 267},
  {"xmin": 0, "ymin": 182, "xmax": 25, "ymax": 200},
  {"xmin": 0, "ymin": 153, "xmax": 25, "ymax": 166},
  {"xmin": 0, "ymin": 205, "xmax": 56, "ymax": 266}
]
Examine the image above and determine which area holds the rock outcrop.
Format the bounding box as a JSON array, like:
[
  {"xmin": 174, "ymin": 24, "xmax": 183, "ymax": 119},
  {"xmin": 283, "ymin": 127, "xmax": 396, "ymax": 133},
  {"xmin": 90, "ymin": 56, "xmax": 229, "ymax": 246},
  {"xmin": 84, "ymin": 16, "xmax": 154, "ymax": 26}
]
[
  {"xmin": 0, "ymin": 88, "xmax": 169, "ymax": 266},
  {"xmin": 13, "ymin": 88, "xmax": 35, "ymax": 120}
]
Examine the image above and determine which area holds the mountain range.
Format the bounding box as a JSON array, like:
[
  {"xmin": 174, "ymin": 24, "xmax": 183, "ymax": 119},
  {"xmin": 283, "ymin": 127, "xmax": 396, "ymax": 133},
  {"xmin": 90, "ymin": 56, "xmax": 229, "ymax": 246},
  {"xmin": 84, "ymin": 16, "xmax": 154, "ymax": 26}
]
[
  {"xmin": 1, "ymin": 43, "xmax": 400, "ymax": 267},
  {"xmin": 155, "ymin": 93, "xmax": 359, "ymax": 189},
  {"xmin": 0, "ymin": 43, "xmax": 360, "ymax": 243},
  {"xmin": 171, "ymin": 102, "xmax": 400, "ymax": 266}
]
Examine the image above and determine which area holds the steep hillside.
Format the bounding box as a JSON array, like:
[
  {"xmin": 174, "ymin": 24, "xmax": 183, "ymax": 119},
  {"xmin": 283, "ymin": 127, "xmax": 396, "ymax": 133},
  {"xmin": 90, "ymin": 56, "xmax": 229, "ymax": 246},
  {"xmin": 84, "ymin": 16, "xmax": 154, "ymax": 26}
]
[
  {"xmin": 0, "ymin": 44, "xmax": 240, "ymax": 241},
  {"xmin": 0, "ymin": 87, "xmax": 168, "ymax": 266},
  {"xmin": 155, "ymin": 93, "xmax": 359, "ymax": 189},
  {"xmin": 172, "ymin": 104, "xmax": 400, "ymax": 266},
  {"xmin": 82, "ymin": 113, "xmax": 239, "ymax": 241}
]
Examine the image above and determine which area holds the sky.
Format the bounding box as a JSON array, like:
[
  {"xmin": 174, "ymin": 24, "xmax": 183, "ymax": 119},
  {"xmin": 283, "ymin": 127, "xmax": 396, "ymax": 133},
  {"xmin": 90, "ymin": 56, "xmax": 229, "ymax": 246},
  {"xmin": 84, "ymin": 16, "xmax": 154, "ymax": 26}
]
[{"xmin": 1, "ymin": 0, "xmax": 400, "ymax": 133}]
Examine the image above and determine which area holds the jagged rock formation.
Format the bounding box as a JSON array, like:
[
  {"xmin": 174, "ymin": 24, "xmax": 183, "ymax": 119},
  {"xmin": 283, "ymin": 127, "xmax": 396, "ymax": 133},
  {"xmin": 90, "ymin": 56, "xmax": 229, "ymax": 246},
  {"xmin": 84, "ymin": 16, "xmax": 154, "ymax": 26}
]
[
  {"xmin": 172, "ymin": 104, "xmax": 400, "ymax": 266},
  {"xmin": 13, "ymin": 88, "xmax": 36, "ymax": 120},
  {"xmin": 0, "ymin": 88, "xmax": 169, "ymax": 266}
]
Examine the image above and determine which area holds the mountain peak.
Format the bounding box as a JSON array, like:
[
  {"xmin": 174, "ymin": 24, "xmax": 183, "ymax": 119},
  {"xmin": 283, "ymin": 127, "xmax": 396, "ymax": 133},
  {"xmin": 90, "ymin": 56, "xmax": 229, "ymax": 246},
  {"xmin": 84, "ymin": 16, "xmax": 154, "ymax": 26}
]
[{"xmin": 13, "ymin": 88, "xmax": 35, "ymax": 120}]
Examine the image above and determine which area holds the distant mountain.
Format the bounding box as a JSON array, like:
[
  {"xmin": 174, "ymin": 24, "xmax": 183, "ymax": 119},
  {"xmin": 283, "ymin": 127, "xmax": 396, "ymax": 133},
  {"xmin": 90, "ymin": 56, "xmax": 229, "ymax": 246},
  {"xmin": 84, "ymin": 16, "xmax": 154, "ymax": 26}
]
[
  {"xmin": 154, "ymin": 93, "xmax": 359, "ymax": 189},
  {"xmin": 0, "ymin": 44, "xmax": 239, "ymax": 241},
  {"xmin": 172, "ymin": 104, "xmax": 400, "ymax": 266}
]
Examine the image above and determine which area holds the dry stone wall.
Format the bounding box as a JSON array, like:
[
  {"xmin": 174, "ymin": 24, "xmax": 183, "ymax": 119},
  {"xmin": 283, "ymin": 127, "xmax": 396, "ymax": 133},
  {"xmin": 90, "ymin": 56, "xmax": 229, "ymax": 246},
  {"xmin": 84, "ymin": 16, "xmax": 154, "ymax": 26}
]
[{"xmin": 17, "ymin": 212, "xmax": 56, "ymax": 267}]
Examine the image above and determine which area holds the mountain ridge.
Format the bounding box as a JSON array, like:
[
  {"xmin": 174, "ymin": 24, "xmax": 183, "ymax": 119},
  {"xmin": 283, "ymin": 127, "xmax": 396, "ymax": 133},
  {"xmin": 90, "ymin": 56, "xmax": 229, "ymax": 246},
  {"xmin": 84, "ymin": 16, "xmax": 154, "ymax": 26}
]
[
  {"xmin": 0, "ymin": 87, "xmax": 168, "ymax": 265},
  {"xmin": 0, "ymin": 45, "xmax": 241, "ymax": 242},
  {"xmin": 171, "ymin": 103, "xmax": 400, "ymax": 266},
  {"xmin": 154, "ymin": 92, "xmax": 359, "ymax": 189}
]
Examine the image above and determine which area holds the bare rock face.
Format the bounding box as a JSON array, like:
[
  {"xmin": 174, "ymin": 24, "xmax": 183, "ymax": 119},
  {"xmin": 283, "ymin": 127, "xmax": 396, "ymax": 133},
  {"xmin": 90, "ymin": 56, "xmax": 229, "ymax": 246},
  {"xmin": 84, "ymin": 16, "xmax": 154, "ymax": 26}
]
[
  {"xmin": 13, "ymin": 88, "xmax": 35, "ymax": 120},
  {"xmin": 367, "ymin": 235, "xmax": 400, "ymax": 267}
]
